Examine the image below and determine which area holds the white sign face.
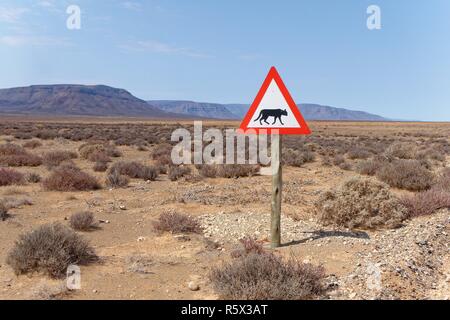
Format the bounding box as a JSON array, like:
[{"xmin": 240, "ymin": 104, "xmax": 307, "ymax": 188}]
[{"xmin": 247, "ymin": 79, "xmax": 301, "ymax": 128}]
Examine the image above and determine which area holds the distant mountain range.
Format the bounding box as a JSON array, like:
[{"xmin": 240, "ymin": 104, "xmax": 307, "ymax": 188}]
[
  {"xmin": 0, "ymin": 85, "xmax": 185, "ymax": 118},
  {"xmin": 0, "ymin": 84, "xmax": 387, "ymax": 121},
  {"xmin": 148, "ymin": 100, "xmax": 387, "ymax": 121}
]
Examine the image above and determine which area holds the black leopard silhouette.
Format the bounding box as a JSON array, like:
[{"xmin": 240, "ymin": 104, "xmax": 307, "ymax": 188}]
[{"xmin": 254, "ymin": 109, "xmax": 288, "ymax": 125}]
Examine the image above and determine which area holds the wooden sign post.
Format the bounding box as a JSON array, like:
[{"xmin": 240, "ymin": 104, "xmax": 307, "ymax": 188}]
[
  {"xmin": 239, "ymin": 67, "xmax": 311, "ymax": 248},
  {"xmin": 270, "ymin": 134, "xmax": 282, "ymax": 248}
]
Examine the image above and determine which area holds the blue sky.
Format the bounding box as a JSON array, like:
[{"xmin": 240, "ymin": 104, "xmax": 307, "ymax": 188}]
[{"xmin": 1, "ymin": 0, "xmax": 450, "ymax": 120}]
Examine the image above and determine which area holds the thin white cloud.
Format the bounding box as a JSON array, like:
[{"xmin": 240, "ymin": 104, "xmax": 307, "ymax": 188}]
[
  {"xmin": 37, "ymin": 1, "xmax": 54, "ymax": 8},
  {"xmin": 0, "ymin": 6, "xmax": 29, "ymax": 23},
  {"xmin": 120, "ymin": 40, "xmax": 212, "ymax": 58},
  {"xmin": 0, "ymin": 35, "xmax": 71, "ymax": 47},
  {"xmin": 121, "ymin": 1, "xmax": 142, "ymax": 11}
]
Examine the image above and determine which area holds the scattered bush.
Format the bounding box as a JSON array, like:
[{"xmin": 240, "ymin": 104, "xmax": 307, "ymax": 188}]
[
  {"xmin": 0, "ymin": 202, "xmax": 9, "ymax": 221},
  {"xmin": 433, "ymin": 168, "xmax": 450, "ymax": 192},
  {"xmin": 23, "ymin": 140, "xmax": 42, "ymax": 149},
  {"xmin": 217, "ymin": 164, "xmax": 259, "ymax": 178},
  {"xmin": 42, "ymin": 150, "xmax": 78, "ymax": 169},
  {"xmin": 168, "ymin": 166, "xmax": 191, "ymax": 181},
  {"xmin": 69, "ymin": 211, "xmax": 96, "ymax": 231},
  {"xmin": 7, "ymin": 223, "xmax": 97, "ymax": 278},
  {"xmin": 347, "ymin": 147, "xmax": 371, "ymax": 160},
  {"xmin": 400, "ymin": 189, "xmax": 450, "ymax": 218},
  {"xmin": 338, "ymin": 161, "xmax": 352, "ymax": 171},
  {"xmin": 87, "ymin": 151, "xmax": 111, "ymax": 163},
  {"xmin": 197, "ymin": 164, "xmax": 218, "ymax": 178},
  {"xmin": 321, "ymin": 156, "xmax": 332, "ymax": 167},
  {"xmin": 93, "ymin": 161, "xmax": 108, "ymax": 172},
  {"xmin": 2, "ymin": 196, "xmax": 33, "ymax": 210},
  {"xmin": 385, "ymin": 143, "xmax": 417, "ymax": 159},
  {"xmin": 109, "ymin": 161, "xmax": 158, "ymax": 181},
  {"xmin": 376, "ymin": 160, "xmax": 434, "ymax": 191},
  {"xmin": 356, "ymin": 159, "xmax": 383, "ymax": 176},
  {"xmin": 42, "ymin": 164, "xmax": 101, "ymax": 191},
  {"xmin": 315, "ymin": 177, "xmax": 408, "ymax": 229},
  {"xmin": 105, "ymin": 169, "xmax": 129, "ymax": 188},
  {"xmin": 150, "ymin": 143, "xmax": 173, "ymax": 166},
  {"xmin": 79, "ymin": 143, "xmax": 121, "ymax": 160},
  {"xmin": 0, "ymin": 168, "xmax": 24, "ymax": 186},
  {"xmin": 210, "ymin": 251, "xmax": 325, "ymax": 300},
  {"xmin": 283, "ymin": 149, "xmax": 315, "ymax": 167},
  {"xmin": 25, "ymin": 172, "xmax": 41, "ymax": 183},
  {"xmin": 230, "ymin": 237, "xmax": 265, "ymax": 258},
  {"xmin": 153, "ymin": 211, "xmax": 202, "ymax": 234},
  {"xmin": 332, "ymin": 155, "xmax": 345, "ymax": 166},
  {"xmin": 0, "ymin": 143, "xmax": 42, "ymax": 167}
]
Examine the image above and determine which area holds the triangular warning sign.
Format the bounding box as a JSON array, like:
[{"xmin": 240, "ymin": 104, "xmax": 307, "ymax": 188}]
[{"xmin": 239, "ymin": 67, "xmax": 311, "ymax": 135}]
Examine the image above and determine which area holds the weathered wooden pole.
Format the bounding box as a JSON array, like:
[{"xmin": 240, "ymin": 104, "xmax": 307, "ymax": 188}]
[{"xmin": 270, "ymin": 133, "xmax": 282, "ymax": 248}]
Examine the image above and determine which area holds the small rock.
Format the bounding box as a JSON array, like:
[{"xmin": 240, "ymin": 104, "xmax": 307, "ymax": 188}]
[
  {"xmin": 188, "ymin": 281, "xmax": 199, "ymax": 291},
  {"xmin": 119, "ymin": 205, "xmax": 127, "ymax": 210},
  {"xmin": 137, "ymin": 236, "xmax": 146, "ymax": 242}
]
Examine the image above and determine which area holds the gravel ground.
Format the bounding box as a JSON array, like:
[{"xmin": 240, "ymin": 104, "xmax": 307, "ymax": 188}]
[{"xmin": 199, "ymin": 209, "xmax": 449, "ymax": 300}]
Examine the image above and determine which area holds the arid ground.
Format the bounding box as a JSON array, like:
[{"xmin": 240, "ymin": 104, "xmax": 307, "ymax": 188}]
[{"xmin": 0, "ymin": 119, "xmax": 448, "ymax": 300}]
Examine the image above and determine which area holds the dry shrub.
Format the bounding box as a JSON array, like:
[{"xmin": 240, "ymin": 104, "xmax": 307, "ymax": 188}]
[
  {"xmin": 332, "ymin": 154, "xmax": 345, "ymax": 166},
  {"xmin": 376, "ymin": 160, "xmax": 434, "ymax": 191},
  {"xmin": 283, "ymin": 149, "xmax": 315, "ymax": 167},
  {"xmin": 105, "ymin": 169, "xmax": 129, "ymax": 188},
  {"xmin": 79, "ymin": 143, "xmax": 121, "ymax": 160},
  {"xmin": 69, "ymin": 211, "xmax": 96, "ymax": 231},
  {"xmin": 385, "ymin": 143, "xmax": 417, "ymax": 159},
  {"xmin": 93, "ymin": 161, "xmax": 108, "ymax": 172},
  {"xmin": 43, "ymin": 150, "xmax": 78, "ymax": 169},
  {"xmin": 347, "ymin": 147, "xmax": 371, "ymax": 160},
  {"xmin": 6, "ymin": 223, "xmax": 97, "ymax": 278},
  {"xmin": 153, "ymin": 211, "xmax": 202, "ymax": 234},
  {"xmin": 230, "ymin": 237, "xmax": 265, "ymax": 258},
  {"xmin": 338, "ymin": 161, "xmax": 352, "ymax": 171},
  {"xmin": 87, "ymin": 151, "xmax": 111, "ymax": 163},
  {"xmin": 0, "ymin": 143, "xmax": 42, "ymax": 167},
  {"xmin": 321, "ymin": 156, "xmax": 332, "ymax": 167},
  {"xmin": 356, "ymin": 159, "xmax": 383, "ymax": 176},
  {"xmin": 109, "ymin": 161, "xmax": 158, "ymax": 181},
  {"xmin": 315, "ymin": 177, "xmax": 407, "ymax": 229},
  {"xmin": 23, "ymin": 140, "xmax": 42, "ymax": 149},
  {"xmin": 400, "ymin": 189, "xmax": 450, "ymax": 218},
  {"xmin": 25, "ymin": 172, "xmax": 41, "ymax": 183},
  {"xmin": 0, "ymin": 168, "xmax": 24, "ymax": 186},
  {"xmin": 197, "ymin": 164, "xmax": 218, "ymax": 178},
  {"xmin": 43, "ymin": 164, "xmax": 101, "ymax": 191},
  {"xmin": 2, "ymin": 196, "xmax": 33, "ymax": 210},
  {"xmin": 209, "ymin": 252, "xmax": 325, "ymax": 300},
  {"xmin": 150, "ymin": 143, "xmax": 173, "ymax": 166},
  {"xmin": 0, "ymin": 202, "xmax": 8, "ymax": 221},
  {"xmin": 433, "ymin": 168, "xmax": 450, "ymax": 192},
  {"xmin": 168, "ymin": 166, "xmax": 191, "ymax": 181},
  {"xmin": 217, "ymin": 164, "xmax": 259, "ymax": 178}
]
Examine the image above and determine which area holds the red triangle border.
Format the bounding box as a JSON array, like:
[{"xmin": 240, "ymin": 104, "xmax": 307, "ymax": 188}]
[{"xmin": 239, "ymin": 66, "xmax": 311, "ymax": 135}]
